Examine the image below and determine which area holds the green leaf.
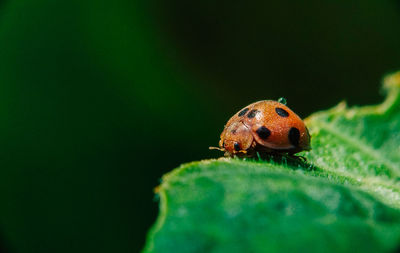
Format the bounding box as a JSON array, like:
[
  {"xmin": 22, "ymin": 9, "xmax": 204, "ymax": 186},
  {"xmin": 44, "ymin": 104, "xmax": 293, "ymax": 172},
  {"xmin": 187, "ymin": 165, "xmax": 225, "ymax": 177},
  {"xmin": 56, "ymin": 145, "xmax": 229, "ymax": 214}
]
[
  {"xmin": 304, "ymin": 72, "xmax": 400, "ymax": 208},
  {"xmin": 143, "ymin": 72, "xmax": 400, "ymax": 253}
]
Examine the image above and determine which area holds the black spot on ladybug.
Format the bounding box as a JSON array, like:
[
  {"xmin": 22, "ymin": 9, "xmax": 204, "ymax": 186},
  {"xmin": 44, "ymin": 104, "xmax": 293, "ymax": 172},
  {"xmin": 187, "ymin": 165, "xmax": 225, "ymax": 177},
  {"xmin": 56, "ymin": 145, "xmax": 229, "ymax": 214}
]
[
  {"xmin": 247, "ymin": 109, "xmax": 259, "ymax": 118},
  {"xmin": 256, "ymin": 126, "xmax": 271, "ymax": 140},
  {"xmin": 275, "ymin": 107, "xmax": 289, "ymax": 117},
  {"xmin": 238, "ymin": 108, "xmax": 249, "ymax": 117},
  {"xmin": 234, "ymin": 142, "xmax": 241, "ymax": 151},
  {"xmin": 289, "ymin": 127, "xmax": 300, "ymax": 146}
]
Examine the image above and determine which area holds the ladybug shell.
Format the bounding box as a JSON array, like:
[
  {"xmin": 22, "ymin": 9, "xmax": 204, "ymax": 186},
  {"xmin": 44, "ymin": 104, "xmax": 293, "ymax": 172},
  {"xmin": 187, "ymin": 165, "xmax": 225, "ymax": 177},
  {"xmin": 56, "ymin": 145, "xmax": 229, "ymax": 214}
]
[{"xmin": 219, "ymin": 100, "xmax": 311, "ymax": 156}]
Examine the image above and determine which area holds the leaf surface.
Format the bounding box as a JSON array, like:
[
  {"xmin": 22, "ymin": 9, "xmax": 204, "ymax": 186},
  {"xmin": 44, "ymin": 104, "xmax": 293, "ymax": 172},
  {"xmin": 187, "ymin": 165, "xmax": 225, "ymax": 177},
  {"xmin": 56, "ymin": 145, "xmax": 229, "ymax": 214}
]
[{"xmin": 143, "ymin": 72, "xmax": 400, "ymax": 253}]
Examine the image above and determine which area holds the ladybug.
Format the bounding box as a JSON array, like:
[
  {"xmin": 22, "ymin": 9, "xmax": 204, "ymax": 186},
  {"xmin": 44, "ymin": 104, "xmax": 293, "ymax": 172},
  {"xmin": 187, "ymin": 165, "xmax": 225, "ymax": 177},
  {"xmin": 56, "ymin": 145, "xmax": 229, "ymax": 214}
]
[{"xmin": 211, "ymin": 99, "xmax": 311, "ymax": 157}]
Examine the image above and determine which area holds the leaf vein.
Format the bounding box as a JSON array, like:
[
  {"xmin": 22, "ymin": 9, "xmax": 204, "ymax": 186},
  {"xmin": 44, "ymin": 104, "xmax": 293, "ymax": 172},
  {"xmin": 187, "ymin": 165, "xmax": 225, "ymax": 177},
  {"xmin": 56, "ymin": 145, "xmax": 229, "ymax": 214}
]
[{"xmin": 315, "ymin": 120, "xmax": 400, "ymax": 178}]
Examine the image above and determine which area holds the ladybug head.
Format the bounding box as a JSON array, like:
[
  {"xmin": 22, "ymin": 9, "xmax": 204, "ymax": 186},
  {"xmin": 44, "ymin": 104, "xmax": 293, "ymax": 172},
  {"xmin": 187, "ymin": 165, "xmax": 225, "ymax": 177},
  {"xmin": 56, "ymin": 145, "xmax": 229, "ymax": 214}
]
[{"xmin": 219, "ymin": 121, "xmax": 253, "ymax": 155}]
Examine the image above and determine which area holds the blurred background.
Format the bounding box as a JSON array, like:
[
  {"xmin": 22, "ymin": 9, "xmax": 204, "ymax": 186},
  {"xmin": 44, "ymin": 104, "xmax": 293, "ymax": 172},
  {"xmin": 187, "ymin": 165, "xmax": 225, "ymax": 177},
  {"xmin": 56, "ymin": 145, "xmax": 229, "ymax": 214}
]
[{"xmin": 0, "ymin": 0, "xmax": 400, "ymax": 252}]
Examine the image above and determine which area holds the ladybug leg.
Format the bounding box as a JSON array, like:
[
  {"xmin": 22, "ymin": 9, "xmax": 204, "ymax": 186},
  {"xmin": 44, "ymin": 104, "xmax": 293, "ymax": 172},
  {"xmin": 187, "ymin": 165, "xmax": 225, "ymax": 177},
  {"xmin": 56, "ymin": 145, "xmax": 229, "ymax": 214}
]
[
  {"xmin": 287, "ymin": 153, "xmax": 307, "ymax": 163},
  {"xmin": 297, "ymin": 155, "xmax": 307, "ymax": 162},
  {"xmin": 290, "ymin": 154, "xmax": 307, "ymax": 162},
  {"xmin": 232, "ymin": 149, "xmax": 248, "ymax": 158}
]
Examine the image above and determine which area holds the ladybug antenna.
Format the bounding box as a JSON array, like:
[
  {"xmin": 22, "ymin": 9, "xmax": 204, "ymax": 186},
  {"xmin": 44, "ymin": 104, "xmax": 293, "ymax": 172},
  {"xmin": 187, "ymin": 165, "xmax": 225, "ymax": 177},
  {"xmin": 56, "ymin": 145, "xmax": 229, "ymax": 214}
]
[
  {"xmin": 277, "ymin": 97, "xmax": 287, "ymax": 105},
  {"xmin": 209, "ymin": 146, "xmax": 225, "ymax": 152}
]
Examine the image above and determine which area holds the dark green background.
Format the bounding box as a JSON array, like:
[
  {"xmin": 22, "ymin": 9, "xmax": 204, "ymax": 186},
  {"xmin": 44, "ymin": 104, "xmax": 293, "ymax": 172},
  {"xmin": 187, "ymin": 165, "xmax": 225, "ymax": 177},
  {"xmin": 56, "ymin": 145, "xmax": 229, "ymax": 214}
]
[{"xmin": 0, "ymin": 0, "xmax": 399, "ymax": 252}]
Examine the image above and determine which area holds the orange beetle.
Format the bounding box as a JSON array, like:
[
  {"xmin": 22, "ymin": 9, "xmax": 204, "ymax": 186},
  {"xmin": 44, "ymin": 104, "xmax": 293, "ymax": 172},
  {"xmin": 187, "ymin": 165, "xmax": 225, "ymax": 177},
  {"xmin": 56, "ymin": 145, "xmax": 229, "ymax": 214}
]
[{"xmin": 211, "ymin": 100, "xmax": 311, "ymax": 157}]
